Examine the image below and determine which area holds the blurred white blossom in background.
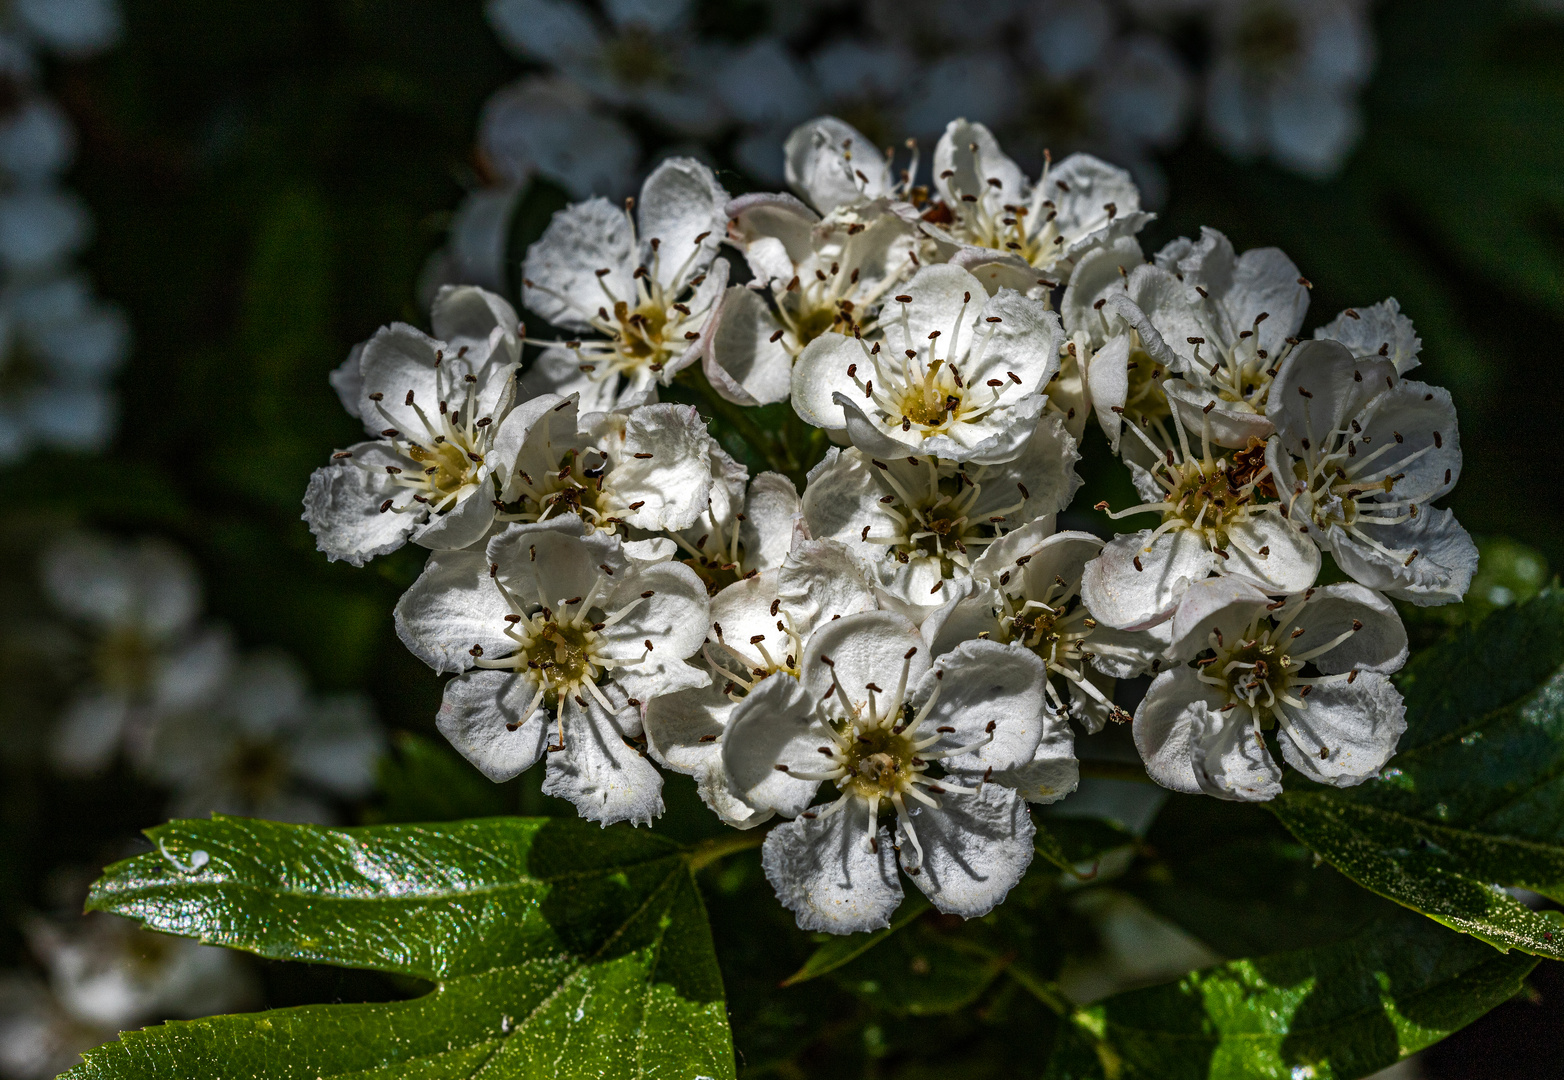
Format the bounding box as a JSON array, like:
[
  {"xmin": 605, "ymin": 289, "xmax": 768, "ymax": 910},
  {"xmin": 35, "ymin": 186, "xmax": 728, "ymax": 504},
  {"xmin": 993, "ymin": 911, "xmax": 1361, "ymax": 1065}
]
[
  {"xmin": 0, "ymin": 0, "xmax": 130, "ymax": 461},
  {"xmin": 0, "ymin": 913, "xmax": 253, "ymax": 1080},
  {"xmin": 39, "ymin": 530, "xmax": 385, "ymax": 823},
  {"xmin": 427, "ymin": 0, "xmax": 1378, "ymax": 299}
]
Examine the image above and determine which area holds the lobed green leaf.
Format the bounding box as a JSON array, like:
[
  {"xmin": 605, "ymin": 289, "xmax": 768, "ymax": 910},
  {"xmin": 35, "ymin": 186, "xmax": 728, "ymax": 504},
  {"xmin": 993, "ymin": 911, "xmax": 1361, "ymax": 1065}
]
[{"xmin": 69, "ymin": 815, "xmax": 734, "ymax": 1080}]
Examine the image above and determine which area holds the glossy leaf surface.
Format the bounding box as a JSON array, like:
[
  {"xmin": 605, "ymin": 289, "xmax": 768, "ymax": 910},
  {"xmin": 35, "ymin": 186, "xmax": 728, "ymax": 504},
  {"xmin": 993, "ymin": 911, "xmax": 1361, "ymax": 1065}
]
[
  {"xmin": 1271, "ymin": 588, "xmax": 1564, "ymax": 958},
  {"xmin": 1044, "ymin": 913, "xmax": 1537, "ymax": 1079},
  {"xmin": 68, "ymin": 816, "xmax": 734, "ymax": 1080}
]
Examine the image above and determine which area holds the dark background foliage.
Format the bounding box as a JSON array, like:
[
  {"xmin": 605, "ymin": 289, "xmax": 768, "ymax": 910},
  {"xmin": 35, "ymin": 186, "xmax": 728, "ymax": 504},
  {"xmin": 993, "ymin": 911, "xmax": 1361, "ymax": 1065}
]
[{"xmin": 4, "ymin": 0, "xmax": 1563, "ymax": 1074}]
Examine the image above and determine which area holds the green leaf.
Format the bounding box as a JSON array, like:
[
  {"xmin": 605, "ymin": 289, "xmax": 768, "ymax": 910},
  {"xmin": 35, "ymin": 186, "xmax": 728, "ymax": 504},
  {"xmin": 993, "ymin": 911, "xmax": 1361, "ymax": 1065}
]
[
  {"xmin": 1042, "ymin": 912, "xmax": 1537, "ymax": 1080},
  {"xmin": 1033, "ymin": 817, "xmax": 1139, "ymax": 880},
  {"xmin": 1270, "ymin": 588, "xmax": 1564, "ymax": 959},
  {"xmin": 781, "ymin": 895, "xmax": 930, "ymax": 986},
  {"xmin": 70, "ymin": 816, "xmax": 734, "ymax": 1080},
  {"xmin": 828, "ymin": 913, "xmax": 1011, "ymax": 1018}
]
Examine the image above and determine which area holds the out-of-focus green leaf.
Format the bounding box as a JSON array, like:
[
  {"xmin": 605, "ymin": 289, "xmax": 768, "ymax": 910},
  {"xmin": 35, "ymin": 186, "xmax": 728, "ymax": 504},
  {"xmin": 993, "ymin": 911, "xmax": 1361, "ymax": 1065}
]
[
  {"xmin": 1040, "ymin": 912, "xmax": 1537, "ymax": 1080},
  {"xmin": 70, "ymin": 815, "xmax": 734, "ymax": 1080},
  {"xmin": 829, "ymin": 912, "xmax": 1011, "ymax": 1017},
  {"xmin": 1034, "ymin": 817, "xmax": 1139, "ymax": 880},
  {"xmin": 371, "ymin": 732, "xmax": 507, "ymax": 822},
  {"xmin": 782, "ymin": 895, "xmax": 930, "ymax": 986},
  {"xmin": 1271, "ymin": 588, "xmax": 1564, "ymax": 959},
  {"xmin": 1126, "ymin": 797, "xmax": 1399, "ymax": 958}
]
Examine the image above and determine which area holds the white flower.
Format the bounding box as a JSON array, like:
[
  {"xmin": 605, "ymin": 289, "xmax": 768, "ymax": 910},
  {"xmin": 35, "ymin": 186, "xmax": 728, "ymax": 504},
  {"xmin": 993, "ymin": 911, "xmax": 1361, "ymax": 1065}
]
[
  {"xmin": 495, "ymin": 395, "xmax": 716, "ymax": 538},
  {"xmin": 40, "ymin": 532, "xmax": 228, "ymax": 777},
  {"xmin": 304, "ymin": 286, "xmax": 523, "ymax": 565},
  {"xmin": 922, "ymin": 520, "xmax": 1169, "ymax": 734},
  {"xmin": 922, "ymin": 119, "xmax": 1150, "ymax": 285},
  {"xmin": 480, "ymin": 76, "xmax": 639, "ymax": 200},
  {"xmin": 396, "ymin": 517, "xmax": 710, "ymax": 826},
  {"xmin": 1111, "ymin": 228, "xmax": 1312, "ymax": 449},
  {"xmin": 1203, "ymin": 0, "xmax": 1375, "ymax": 178},
  {"xmin": 644, "ymin": 538, "xmax": 877, "ymax": 828},
  {"xmin": 1134, "ymin": 575, "xmax": 1407, "ymax": 800},
  {"xmin": 0, "ymin": 914, "xmax": 252, "ymax": 1080},
  {"xmin": 783, "ymin": 116, "xmax": 913, "ymax": 217},
  {"xmin": 660, "ymin": 446, "xmax": 802, "ymax": 592},
  {"xmin": 0, "ymin": 273, "xmax": 129, "ymax": 462},
  {"xmin": 147, "ymin": 652, "xmax": 384, "ymax": 823},
  {"xmin": 801, "ymin": 413, "xmax": 1080, "ymax": 620},
  {"xmin": 13, "ymin": 0, "xmax": 124, "ymax": 58},
  {"xmin": 0, "ymin": 189, "xmax": 89, "ymax": 274},
  {"xmin": 722, "ymin": 610, "xmax": 1068, "ymax": 932},
  {"xmin": 519, "ymin": 157, "xmax": 730, "ymax": 413},
  {"xmin": 791, "ymin": 264, "xmax": 1063, "ymax": 463},
  {"xmin": 707, "ymin": 193, "xmax": 918, "ymax": 406},
  {"xmin": 1080, "ymin": 400, "xmax": 1319, "ymax": 631},
  {"xmin": 485, "ymin": 0, "xmax": 725, "ymax": 136},
  {"xmin": 1264, "ymin": 336, "xmax": 1476, "ymax": 605}
]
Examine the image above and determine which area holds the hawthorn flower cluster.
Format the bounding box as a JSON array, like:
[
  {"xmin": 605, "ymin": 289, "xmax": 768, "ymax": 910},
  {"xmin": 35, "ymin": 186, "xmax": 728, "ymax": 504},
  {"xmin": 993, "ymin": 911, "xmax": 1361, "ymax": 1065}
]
[{"xmin": 307, "ymin": 115, "xmax": 1473, "ymax": 934}]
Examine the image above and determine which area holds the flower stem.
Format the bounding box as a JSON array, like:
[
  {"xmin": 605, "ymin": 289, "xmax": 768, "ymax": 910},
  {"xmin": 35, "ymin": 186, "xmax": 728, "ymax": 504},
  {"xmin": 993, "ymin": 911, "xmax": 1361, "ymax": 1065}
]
[{"xmin": 687, "ymin": 828, "xmax": 768, "ymax": 872}]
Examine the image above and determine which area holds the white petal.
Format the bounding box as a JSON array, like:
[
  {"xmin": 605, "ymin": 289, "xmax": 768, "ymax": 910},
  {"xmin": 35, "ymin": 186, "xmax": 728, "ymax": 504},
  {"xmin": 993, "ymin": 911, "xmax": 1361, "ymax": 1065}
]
[
  {"xmin": 1047, "ymin": 153, "xmax": 1147, "ymax": 261},
  {"xmin": 601, "ymin": 560, "xmax": 714, "ymax": 702},
  {"xmin": 800, "ymin": 609, "xmax": 927, "ymax": 707},
  {"xmin": 49, "ymin": 693, "xmax": 128, "ymax": 776},
  {"xmin": 598, "ymin": 403, "xmax": 714, "ymax": 530},
  {"xmin": 1314, "ymin": 298, "xmax": 1420, "ymax": 374},
  {"xmin": 789, "ymin": 331, "xmax": 861, "ymax": 434},
  {"xmin": 1287, "ymin": 583, "xmax": 1408, "ymax": 675},
  {"xmin": 784, "ymin": 116, "xmax": 892, "ymax": 215},
  {"xmin": 410, "ymin": 479, "xmax": 498, "ymax": 552},
  {"xmin": 301, "ymin": 444, "xmax": 417, "ymax": 566},
  {"xmin": 1132, "ymin": 666, "xmax": 1210, "ymax": 795},
  {"xmin": 933, "ymin": 118, "xmax": 1026, "ymax": 218},
  {"xmin": 436, "ymin": 669, "xmax": 549, "ymax": 782},
  {"xmin": 725, "ymin": 192, "xmax": 820, "ymax": 282},
  {"xmin": 521, "ymin": 197, "xmax": 635, "ymax": 333},
  {"xmin": 1061, "ymin": 235, "xmax": 1141, "ymax": 342},
  {"xmin": 762, "ymin": 801, "xmax": 903, "ymax": 933},
  {"xmin": 1356, "ymin": 379, "xmax": 1461, "ymax": 504},
  {"xmin": 913, "ymin": 639, "xmax": 1048, "ymax": 773},
  {"xmin": 899, "ymin": 783, "xmax": 1034, "ymax": 918},
  {"xmin": 742, "ymin": 472, "xmax": 803, "ymax": 571},
  {"xmin": 706, "ymin": 285, "xmax": 793, "ymax": 405},
  {"xmin": 1172, "ymin": 227, "xmax": 1309, "ymax": 353},
  {"xmin": 543, "ymin": 691, "xmax": 664, "ymax": 826},
  {"xmin": 1081, "ymin": 528, "xmax": 1215, "ymax": 631},
  {"xmin": 1265, "ymin": 338, "xmax": 1391, "ymax": 458},
  {"xmin": 1166, "ymin": 575, "xmax": 1272, "ymax": 662},
  {"xmin": 1279, "ymin": 674, "xmax": 1405, "ymax": 788},
  {"xmin": 720, "ymin": 674, "xmax": 832, "ymax": 817},
  {"xmin": 329, "ymin": 342, "xmax": 365, "ymax": 420},
  {"xmin": 1088, "ymin": 621, "xmax": 1173, "ymax": 680},
  {"xmin": 637, "ymin": 157, "xmax": 728, "ymax": 292},
  {"xmin": 992, "ymin": 709, "xmax": 1081, "ymax": 801},
  {"xmin": 777, "ymin": 538, "xmax": 877, "ymax": 629},
  {"xmin": 1163, "ymin": 378, "xmax": 1272, "ymax": 449},
  {"xmin": 1225, "ymin": 511, "xmax": 1321, "ymax": 594},
  {"xmin": 1329, "ymin": 507, "xmax": 1477, "ymax": 607},
  {"xmin": 1191, "ymin": 708, "xmax": 1284, "ymax": 802},
  {"xmin": 354, "ymin": 323, "xmax": 443, "ymax": 432},
  {"xmin": 431, "ymin": 285, "xmax": 522, "ymax": 355},
  {"xmin": 393, "ymin": 548, "xmax": 514, "ymax": 673}
]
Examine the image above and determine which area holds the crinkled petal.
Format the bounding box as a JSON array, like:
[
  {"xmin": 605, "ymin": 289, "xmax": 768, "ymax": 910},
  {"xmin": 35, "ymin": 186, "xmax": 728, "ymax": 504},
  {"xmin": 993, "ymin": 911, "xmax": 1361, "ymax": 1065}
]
[
  {"xmin": 521, "ymin": 197, "xmax": 635, "ymax": 333},
  {"xmin": 913, "ymin": 639, "xmax": 1048, "ymax": 773},
  {"xmin": 543, "ymin": 690, "xmax": 664, "ymax": 826},
  {"xmin": 1356, "ymin": 379, "xmax": 1461, "ymax": 505},
  {"xmin": 1278, "ymin": 674, "xmax": 1405, "ymax": 787},
  {"xmin": 763, "ymin": 800, "xmax": 903, "ymax": 933},
  {"xmin": 720, "ymin": 674, "xmax": 832, "ymax": 817},
  {"xmin": 302, "ymin": 444, "xmax": 418, "ymax": 566},
  {"xmin": 1191, "ymin": 708, "xmax": 1284, "ymax": 802},
  {"xmin": 899, "ymin": 783, "xmax": 1033, "ymax": 918},
  {"xmin": 1081, "ymin": 527, "xmax": 1216, "ymax": 631},
  {"xmin": 637, "ymin": 156, "xmax": 728, "ymax": 292},
  {"xmin": 596, "ymin": 403, "xmax": 714, "ymax": 530},
  {"xmin": 1314, "ymin": 298, "xmax": 1420, "ymax": 374},
  {"xmin": 435, "ymin": 669, "xmax": 548, "ymax": 782},
  {"xmin": 1266, "ymin": 338, "xmax": 1392, "ymax": 457},
  {"xmin": 1164, "ymin": 378, "xmax": 1272, "ymax": 449},
  {"xmin": 393, "ymin": 547, "xmax": 515, "ymax": 674},
  {"xmin": 800, "ymin": 609, "xmax": 927, "ymax": 707}
]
